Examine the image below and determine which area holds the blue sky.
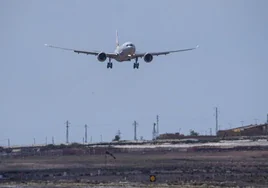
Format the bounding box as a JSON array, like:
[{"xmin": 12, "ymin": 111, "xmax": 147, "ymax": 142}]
[{"xmin": 1, "ymin": 0, "xmax": 268, "ymax": 146}]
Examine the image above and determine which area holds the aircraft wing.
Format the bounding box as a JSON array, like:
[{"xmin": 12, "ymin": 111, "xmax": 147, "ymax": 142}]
[
  {"xmin": 133, "ymin": 45, "xmax": 199, "ymax": 58},
  {"xmin": 44, "ymin": 44, "xmax": 118, "ymax": 58}
]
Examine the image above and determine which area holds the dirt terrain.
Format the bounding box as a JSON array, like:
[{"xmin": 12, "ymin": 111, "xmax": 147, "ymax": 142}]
[{"xmin": 1, "ymin": 149, "xmax": 268, "ymax": 187}]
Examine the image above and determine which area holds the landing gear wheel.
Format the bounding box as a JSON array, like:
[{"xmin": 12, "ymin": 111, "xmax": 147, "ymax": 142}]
[
  {"xmin": 133, "ymin": 63, "xmax": 139, "ymax": 69},
  {"xmin": 107, "ymin": 62, "xmax": 113, "ymax": 69}
]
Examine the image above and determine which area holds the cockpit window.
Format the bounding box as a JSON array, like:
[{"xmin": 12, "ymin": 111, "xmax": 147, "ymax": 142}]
[{"xmin": 127, "ymin": 44, "xmax": 134, "ymax": 47}]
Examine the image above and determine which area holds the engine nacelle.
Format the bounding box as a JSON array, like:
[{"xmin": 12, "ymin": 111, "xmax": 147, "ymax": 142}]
[
  {"xmin": 144, "ymin": 53, "xmax": 153, "ymax": 63},
  {"xmin": 97, "ymin": 52, "xmax": 107, "ymax": 62}
]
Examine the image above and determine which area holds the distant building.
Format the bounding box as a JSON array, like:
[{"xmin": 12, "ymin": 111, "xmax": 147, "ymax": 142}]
[
  {"xmin": 217, "ymin": 123, "xmax": 268, "ymax": 137},
  {"xmin": 157, "ymin": 132, "xmax": 184, "ymax": 140},
  {"xmin": 157, "ymin": 133, "xmax": 217, "ymax": 141}
]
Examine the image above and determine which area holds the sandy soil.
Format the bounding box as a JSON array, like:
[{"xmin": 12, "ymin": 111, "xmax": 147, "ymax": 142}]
[{"xmin": 1, "ymin": 150, "xmax": 268, "ymax": 187}]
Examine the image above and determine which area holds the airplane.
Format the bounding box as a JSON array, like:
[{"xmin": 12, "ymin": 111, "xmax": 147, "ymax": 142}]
[{"xmin": 45, "ymin": 30, "xmax": 199, "ymax": 69}]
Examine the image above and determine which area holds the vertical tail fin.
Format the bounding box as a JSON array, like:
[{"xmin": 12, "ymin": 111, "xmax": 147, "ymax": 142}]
[{"xmin": 116, "ymin": 30, "xmax": 119, "ymax": 47}]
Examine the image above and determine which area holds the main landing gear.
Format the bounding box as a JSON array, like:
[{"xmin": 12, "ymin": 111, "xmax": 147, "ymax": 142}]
[
  {"xmin": 106, "ymin": 57, "xmax": 140, "ymax": 69},
  {"xmin": 107, "ymin": 62, "xmax": 113, "ymax": 69},
  {"xmin": 133, "ymin": 57, "xmax": 139, "ymax": 69},
  {"xmin": 133, "ymin": 63, "xmax": 139, "ymax": 69},
  {"xmin": 107, "ymin": 58, "xmax": 113, "ymax": 69}
]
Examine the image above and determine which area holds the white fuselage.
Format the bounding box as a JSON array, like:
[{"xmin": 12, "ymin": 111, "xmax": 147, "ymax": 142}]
[{"xmin": 114, "ymin": 42, "xmax": 136, "ymax": 62}]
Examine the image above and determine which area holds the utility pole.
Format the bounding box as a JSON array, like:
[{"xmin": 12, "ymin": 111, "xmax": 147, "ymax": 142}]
[
  {"xmin": 152, "ymin": 123, "xmax": 157, "ymax": 140},
  {"xmin": 33, "ymin": 138, "xmax": 36, "ymax": 145},
  {"xmin": 100, "ymin": 134, "xmax": 102, "ymax": 142},
  {"xmin": 52, "ymin": 136, "xmax": 54, "ymax": 145},
  {"xmin": 266, "ymin": 114, "xmax": 268, "ymax": 135},
  {"xmin": 85, "ymin": 124, "xmax": 88, "ymax": 143},
  {"xmin": 133, "ymin": 121, "xmax": 138, "ymax": 141},
  {"xmin": 65, "ymin": 120, "xmax": 70, "ymax": 144},
  {"xmin": 228, "ymin": 123, "xmax": 232, "ymax": 129},
  {"xmin": 8, "ymin": 138, "xmax": 10, "ymax": 147},
  {"xmin": 156, "ymin": 115, "xmax": 159, "ymax": 136},
  {"xmin": 215, "ymin": 107, "xmax": 218, "ymax": 135},
  {"xmin": 117, "ymin": 130, "xmax": 122, "ymax": 139},
  {"xmin": 254, "ymin": 119, "xmax": 258, "ymax": 125},
  {"xmin": 210, "ymin": 128, "xmax": 212, "ymax": 136},
  {"xmin": 45, "ymin": 136, "xmax": 47, "ymax": 145}
]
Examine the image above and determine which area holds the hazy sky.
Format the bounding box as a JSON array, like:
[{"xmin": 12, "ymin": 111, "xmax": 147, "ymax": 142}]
[{"xmin": 1, "ymin": 0, "xmax": 268, "ymax": 146}]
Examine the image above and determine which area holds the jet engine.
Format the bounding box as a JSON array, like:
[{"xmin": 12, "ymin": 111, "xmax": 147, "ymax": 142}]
[
  {"xmin": 144, "ymin": 53, "xmax": 153, "ymax": 63},
  {"xmin": 97, "ymin": 52, "xmax": 107, "ymax": 62}
]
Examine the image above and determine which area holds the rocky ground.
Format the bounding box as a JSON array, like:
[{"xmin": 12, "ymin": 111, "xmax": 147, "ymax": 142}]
[{"xmin": 1, "ymin": 149, "xmax": 268, "ymax": 187}]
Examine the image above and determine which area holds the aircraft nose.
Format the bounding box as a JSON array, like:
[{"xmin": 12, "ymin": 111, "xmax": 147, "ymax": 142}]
[{"xmin": 130, "ymin": 46, "xmax": 135, "ymax": 51}]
